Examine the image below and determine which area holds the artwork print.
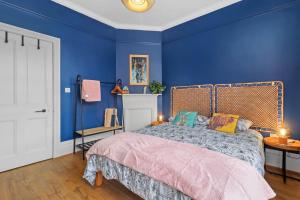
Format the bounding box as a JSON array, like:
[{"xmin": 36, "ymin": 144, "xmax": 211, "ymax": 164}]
[{"xmin": 129, "ymin": 55, "xmax": 149, "ymax": 85}]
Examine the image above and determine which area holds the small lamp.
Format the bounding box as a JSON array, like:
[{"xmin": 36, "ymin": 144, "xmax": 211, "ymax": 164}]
[
  {"xmin": 276, "ymin": 128, "xmax": 291, "ymax": 145},
  {"xmin": 158, "ymin": 114, "xmax": 164, "ymax": 122},
  {"xmin": 150, "ymin": 114, "xmax": 164, "ymax": 126}
]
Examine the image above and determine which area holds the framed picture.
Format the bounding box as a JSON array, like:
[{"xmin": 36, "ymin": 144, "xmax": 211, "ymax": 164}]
[{"xmin": 129, "ymin": 54, "xmax": 149, "ymax": 86}]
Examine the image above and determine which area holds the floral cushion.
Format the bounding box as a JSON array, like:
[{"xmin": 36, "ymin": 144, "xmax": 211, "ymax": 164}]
[
  {"xmin": 172, "ymin": 111, "xmax": 198, "ymax": 128},
  {"xmin": 208, "ymin": 113, "xmax": 239, "ymax": 134}
]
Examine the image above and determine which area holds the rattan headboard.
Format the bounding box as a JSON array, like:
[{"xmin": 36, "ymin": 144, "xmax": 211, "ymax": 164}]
[
  {"xmin": 170, "ymin": 81, "xmax": 284, "ymax": 132},
  {"xmin": 171, "ymin": 85, "xmax": 213, "ymax": 117},
  {"xmin": 215, "ymin": 82, "xmax": 284, "ymax": 132}
]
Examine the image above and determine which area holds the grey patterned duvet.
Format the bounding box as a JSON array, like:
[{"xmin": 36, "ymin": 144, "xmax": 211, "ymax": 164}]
[{"xmin": 84, "ymin": 123, "xmax": 265, "ymax": 200}]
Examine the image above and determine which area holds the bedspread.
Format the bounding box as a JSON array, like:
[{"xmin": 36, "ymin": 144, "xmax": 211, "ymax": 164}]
[
  {"xmin": 137, "ymin": 123, "xmax": 265, "ymax": 175},
  {"xmin": 84, "ymin": 123, "xmax": 266, "ymax": 200}
]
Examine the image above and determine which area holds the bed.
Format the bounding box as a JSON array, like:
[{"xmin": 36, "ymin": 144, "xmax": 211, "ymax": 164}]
[
  {"xmin": 83, "ymin": 81, "xmax": 284, "ymax": 200},
  {"xmin": 84, "ymin": 123, "xmax": 266, "ymax": 199}
]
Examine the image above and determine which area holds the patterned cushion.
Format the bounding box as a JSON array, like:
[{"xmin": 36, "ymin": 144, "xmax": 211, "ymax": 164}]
[
  {"xmin": 195, "ymin": 115, "xmax": 209, "ymax": 126},
  {"xmin": 236, "ymin": 119, "xmax": 253, "ymax": 132},
  {"xmin": 172, "ymin": 111, "xmax": 198, "ymax": 128},
  {"xmin": 168, "ymin": 116, "xmax": 175, "ymax": 122},
  {"xmin": 208, "ymin": 113, "xmax": 239, "ymax": 134}
]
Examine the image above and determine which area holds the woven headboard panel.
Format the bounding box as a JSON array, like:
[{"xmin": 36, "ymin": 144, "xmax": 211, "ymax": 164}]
[
  {"xmin": 171, "ymin": 85, "xmax": 213, "ymax": 117},
  {"xmin": 215, "ymin": 82, "xmax": 284, "ymax": 132}
]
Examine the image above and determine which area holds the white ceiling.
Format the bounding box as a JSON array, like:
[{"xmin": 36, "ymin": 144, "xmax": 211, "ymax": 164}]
[{"xmin": 52, "ymin": 0, "xmax": 241, "ymax": 31}]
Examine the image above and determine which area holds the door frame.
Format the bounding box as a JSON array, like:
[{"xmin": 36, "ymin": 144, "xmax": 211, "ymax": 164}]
[{"xmin": 0, "ymin": 22, "xmax": 61, "ymax": 159}]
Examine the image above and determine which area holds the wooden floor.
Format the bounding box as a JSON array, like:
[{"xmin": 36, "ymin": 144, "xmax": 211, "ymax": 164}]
[{"xmin": 0, "ymin": 153, "xmax": 299, "ymax": 200}]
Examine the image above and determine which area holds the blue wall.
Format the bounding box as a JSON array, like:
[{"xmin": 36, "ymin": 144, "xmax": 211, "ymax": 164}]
[
  {"xmin": 1, "ymin": 0, "xmax": 300, "ymax": 140},
  {"xmin": 0, "ymin": 0, "xmax": 116, "ymax": 141},
  {"xmin": 162, "ymin": 0, "xmax": 300, "ymax": 138},
  {"xmin": 116, "ymin": 29, "xmax": 163, "ymax": 113}
]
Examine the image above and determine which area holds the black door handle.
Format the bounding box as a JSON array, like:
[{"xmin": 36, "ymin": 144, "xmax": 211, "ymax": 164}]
[{"xmin": 35, "ymin": 109, "xmax": 46, "ymax": 113}]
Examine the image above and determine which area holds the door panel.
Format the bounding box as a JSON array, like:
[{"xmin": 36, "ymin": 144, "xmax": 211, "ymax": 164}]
[
  {"xmin": 27, "ymin": 42, "xmax": 46, "ymax": 105},
  {"xmin": 0, "ymin": 120, "xmax": 16, "ymax": 158},
  {"xmin": 24, "ymin": 118, "xmax": 47, "ymax": 152},
  {"xmin": 0, "ymin": 35, "xmax": 15, "ymax": 105}
]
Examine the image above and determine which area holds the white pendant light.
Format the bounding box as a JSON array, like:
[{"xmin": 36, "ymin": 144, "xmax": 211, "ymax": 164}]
[{"xmin": 122, "ymin": 0, "xmax": 155, "ymax": 13}]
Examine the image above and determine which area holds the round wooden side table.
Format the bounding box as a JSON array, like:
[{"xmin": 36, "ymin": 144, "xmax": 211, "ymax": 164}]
[
  {"xmin": 264, "ymin": 137, "xmax": 300, "ymax": 183},
  {"xmin": 150, "ymin": 121, "xmax": 166, "ymax": 126}
]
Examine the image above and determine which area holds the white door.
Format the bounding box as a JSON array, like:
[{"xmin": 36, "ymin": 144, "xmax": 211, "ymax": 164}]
[{"xmin": 0, "ymin": 30, "xmax": 53, "ymax": 172}]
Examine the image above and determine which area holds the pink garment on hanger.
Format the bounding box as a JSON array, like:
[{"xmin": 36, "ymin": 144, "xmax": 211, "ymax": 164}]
[{"xmin": 81, "ymin": 80, "xmax": 101, "ymax": 102}]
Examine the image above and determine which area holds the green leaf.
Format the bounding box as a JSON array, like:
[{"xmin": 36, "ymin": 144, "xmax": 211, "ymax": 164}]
[{"xmin": 149, "ymin": 81, "xmax": 166, "ymax": 94}]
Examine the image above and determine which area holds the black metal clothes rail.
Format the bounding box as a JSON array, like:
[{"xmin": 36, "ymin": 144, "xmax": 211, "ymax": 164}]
[{"xmin": 73, "ymin": 75, "xmax": 123, "ymax": 160}]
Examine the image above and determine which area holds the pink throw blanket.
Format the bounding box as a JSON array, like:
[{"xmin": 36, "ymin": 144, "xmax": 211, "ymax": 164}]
[
  {"xmin": 86, "ymin": 133, "xmax": 275, "ymax": 200},
  {"xmin": 81, "ymin": 80, "xmax": 101, "ymax": 102}
]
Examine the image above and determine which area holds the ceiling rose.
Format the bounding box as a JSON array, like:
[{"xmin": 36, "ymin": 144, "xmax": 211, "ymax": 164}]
[{"xmin": 121, "ymin": 0, "xmax": 155, "ymax": 13}]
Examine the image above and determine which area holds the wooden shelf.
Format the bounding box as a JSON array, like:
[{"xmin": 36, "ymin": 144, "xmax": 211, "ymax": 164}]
[{"xmin": 75, "ymin": 126, "xmax": 123, "ymax": 136}]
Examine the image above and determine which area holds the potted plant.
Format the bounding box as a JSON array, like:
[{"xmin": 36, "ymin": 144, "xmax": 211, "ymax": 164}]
[{"xmin": 149, "ymin": 81, "xmax": 166, "ymax": 94}]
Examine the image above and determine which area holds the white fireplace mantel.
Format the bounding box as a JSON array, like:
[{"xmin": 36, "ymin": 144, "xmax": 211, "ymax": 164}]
[{"xmin": 119, "ymin": 94, "xmax": 161, "ymax": 131}]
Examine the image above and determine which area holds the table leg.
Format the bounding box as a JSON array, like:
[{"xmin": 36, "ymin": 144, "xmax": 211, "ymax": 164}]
[
  {"xmin": 264, "ymin": 146, "xmax": 266, "ymax": 171},
  {"xmin": 282, "ymin": 150, "xmax": 286, "ymax": 183},
  {"xmin": 73, "ymin": 134, "xmax": 76, "ymax": 154},
  {"xmin": 82, "ymin": 136, "xmax": 85, "ymax": 160}
]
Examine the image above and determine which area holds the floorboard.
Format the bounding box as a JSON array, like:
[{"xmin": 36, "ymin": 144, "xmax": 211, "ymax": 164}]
[{"xmin": 0, "ymin": 153, "xmax": 299, "ymax": 200}]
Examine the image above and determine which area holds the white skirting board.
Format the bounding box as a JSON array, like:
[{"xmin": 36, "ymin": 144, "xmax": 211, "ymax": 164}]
[
  {"xmin": 54, "ymin": 133, "xmax": 300, "ymax": 173},
  {"xmin": 266, "ymin": 149, "xmax": 300, "ymax": 173}
]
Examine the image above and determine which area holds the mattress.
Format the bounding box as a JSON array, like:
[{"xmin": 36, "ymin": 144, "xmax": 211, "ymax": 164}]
[{"xmin": 84, "ymin": 123, "xmax": 265, "ymax": 200}]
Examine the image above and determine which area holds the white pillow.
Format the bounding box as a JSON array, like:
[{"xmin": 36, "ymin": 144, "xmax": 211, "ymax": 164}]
[{"xmin": 236, "ymin": 119, "xmax": 253, "ymax": 132}]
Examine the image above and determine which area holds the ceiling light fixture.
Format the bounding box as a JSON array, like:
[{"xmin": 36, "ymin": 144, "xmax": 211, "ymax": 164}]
[{"xmin": 122, "ymin": 0, "xmax": 155, "ymax": 13}]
